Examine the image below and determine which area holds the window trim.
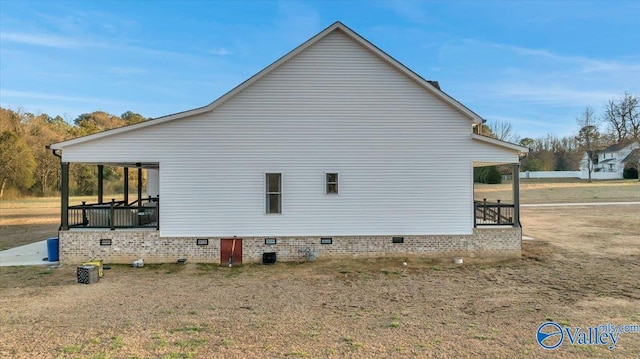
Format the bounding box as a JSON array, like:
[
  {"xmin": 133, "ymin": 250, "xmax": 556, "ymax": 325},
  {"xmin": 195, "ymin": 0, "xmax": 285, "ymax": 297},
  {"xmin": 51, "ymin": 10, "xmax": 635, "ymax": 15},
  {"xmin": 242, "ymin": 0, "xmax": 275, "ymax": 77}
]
[
  {"xmin": 265, "ymin": 172, "xmax": 282, "ymax": 214},
  {"xmin": 325, "ymin": 172, "xmax": 339, "ymax": 195}
]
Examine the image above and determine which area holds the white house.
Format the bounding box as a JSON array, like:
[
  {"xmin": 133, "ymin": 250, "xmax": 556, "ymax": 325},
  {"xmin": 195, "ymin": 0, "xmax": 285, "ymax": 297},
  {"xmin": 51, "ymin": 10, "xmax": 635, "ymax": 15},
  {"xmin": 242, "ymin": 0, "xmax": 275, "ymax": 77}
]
[
  {"xmin": 49, "ymin": 22, "xmax": 528, "ymax": 264},
  {"xmin": 580, "ymin": 141, "xmax": 640, "ymax": 179}
]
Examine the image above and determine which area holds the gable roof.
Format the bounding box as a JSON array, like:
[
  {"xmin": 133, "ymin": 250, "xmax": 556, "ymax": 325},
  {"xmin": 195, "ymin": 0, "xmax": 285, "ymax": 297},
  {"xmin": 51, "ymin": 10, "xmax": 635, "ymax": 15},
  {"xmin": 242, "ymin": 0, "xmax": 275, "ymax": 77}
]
[
  {"xmin": 602, "ymin": 140, "xmax": 636, "ymax": 153},
  {"xmin": 622, "ymin": 148, "xmax": 640, "ymax": 163},
  {"xmin": 51, "ymin": 21, "xmax": 485, "ymax": 150}
]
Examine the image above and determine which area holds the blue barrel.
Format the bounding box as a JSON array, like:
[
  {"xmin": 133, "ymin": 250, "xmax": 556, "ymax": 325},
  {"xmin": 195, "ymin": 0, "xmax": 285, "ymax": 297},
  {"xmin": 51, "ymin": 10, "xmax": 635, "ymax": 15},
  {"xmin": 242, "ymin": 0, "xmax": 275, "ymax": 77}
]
[{"xmin": 47, "ymin": 237, "xmax": 59, "ymax": 262}]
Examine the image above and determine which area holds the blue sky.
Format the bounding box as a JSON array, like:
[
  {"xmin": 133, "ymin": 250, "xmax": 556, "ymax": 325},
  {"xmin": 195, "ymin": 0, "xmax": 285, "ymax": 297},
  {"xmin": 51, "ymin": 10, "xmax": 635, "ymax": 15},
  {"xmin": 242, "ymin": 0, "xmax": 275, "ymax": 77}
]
[{"xmin": 1, "ymin": 0, "xmax": 639, "ymax": 139}]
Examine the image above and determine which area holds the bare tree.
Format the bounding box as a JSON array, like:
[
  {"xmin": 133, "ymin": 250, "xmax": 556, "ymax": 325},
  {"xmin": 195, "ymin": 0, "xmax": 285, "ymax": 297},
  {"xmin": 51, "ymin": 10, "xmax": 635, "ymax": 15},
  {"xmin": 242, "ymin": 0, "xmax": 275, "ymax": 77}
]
[
  {"xmin": 603, "ymin": 92, "xmax": 639, "ymax": 142},
  {"xmin": 622, "ymin": 93, "xmax": 640, "ymax": 139},
  {"xmin": 576, "ymin": 107, "xmax": 600, "ymax": 182},
  {"xmin": 487, "ymin": 120, "xmax": 520, "ymax": 143},
  {"xmin": 603, "ymin": 99, "xmax": 627, "ymax": 142}
]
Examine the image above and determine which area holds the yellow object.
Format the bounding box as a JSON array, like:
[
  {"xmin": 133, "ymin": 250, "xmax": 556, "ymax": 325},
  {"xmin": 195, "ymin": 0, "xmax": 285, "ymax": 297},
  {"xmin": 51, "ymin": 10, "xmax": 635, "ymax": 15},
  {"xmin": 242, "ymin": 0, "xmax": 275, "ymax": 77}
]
[{"xmin": 83, "ymin": 260, "xmax": 103, "ymax": 277}]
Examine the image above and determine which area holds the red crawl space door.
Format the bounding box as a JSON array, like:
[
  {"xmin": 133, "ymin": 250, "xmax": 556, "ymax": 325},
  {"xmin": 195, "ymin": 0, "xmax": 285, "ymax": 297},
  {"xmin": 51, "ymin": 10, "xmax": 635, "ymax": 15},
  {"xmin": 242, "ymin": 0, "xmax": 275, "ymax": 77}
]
[{"xmin": 220, "ymin": 238, "xmax": 242, "ymax": 265}]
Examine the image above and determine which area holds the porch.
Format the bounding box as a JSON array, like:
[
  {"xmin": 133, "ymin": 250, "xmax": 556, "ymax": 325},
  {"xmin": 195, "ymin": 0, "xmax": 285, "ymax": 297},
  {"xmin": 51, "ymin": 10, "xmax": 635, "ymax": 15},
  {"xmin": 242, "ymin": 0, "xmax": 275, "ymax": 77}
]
[
  {"xmin": 56, "ymin": 160, "xmax": 160, "ymax": 231},
  {"xmin": 68, "ymin": 196, "xmax": 159, "ymax": 230},
  {"xmin": 474, "ymin": 199, "xmax": 515, "ymax": 226},
  {"xmin": 473, "ymin": 162, "xmax": 521, "ymax": 228}
]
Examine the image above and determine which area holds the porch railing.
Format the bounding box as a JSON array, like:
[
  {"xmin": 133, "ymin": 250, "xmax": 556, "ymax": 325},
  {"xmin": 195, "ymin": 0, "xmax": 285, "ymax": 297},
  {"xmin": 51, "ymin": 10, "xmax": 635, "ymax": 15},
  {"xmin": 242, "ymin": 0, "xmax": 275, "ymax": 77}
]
[
  {"xmin": 474, "ymin": 199, "xmax": 514, "ymax": 226},
  {"xmin": 68, "ymin": 196, "xmax": 159, "ymax": 230}
]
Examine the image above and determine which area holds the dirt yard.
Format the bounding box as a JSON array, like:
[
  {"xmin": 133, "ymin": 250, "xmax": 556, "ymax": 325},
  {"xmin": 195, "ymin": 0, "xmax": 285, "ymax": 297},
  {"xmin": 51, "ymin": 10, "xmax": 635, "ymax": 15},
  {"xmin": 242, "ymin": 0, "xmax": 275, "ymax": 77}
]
[{"xmin": 1, "ymin": 203, "xmax": 639, "ymax": 358}]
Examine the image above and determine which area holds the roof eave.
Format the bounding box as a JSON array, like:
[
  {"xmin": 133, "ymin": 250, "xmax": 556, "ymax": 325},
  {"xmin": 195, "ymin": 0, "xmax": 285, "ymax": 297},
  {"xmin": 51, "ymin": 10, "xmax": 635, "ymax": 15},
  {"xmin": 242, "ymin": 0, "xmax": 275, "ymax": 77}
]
[{"xmin": 471, "ymin": 133, "xmax": 529, "ymax": 153}]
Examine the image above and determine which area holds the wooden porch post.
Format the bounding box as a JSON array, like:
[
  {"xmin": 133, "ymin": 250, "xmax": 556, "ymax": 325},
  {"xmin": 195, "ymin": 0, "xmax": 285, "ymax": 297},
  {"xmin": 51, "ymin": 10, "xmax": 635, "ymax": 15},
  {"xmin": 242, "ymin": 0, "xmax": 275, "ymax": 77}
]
[
  {"xmin": 61, "ymin": 162, "xmax": 69, "ymax": 230},
  {"xmin": 137, "ymin": 166, "xmax": 142, "ymax": 204},
  {"xmin": 97, "ymin": 164, "xmax": 104, "ymax": 204},
  {"xmin": 123, "ymin": 167, "xmax": 129, "ymax": 204},
  {"xmin": 137, "ymin": 166, "xmax": 143, "ymax": 227},
  {"xmin": 513, "ymin": 163, "xmax": 520, "ymax": 228}
]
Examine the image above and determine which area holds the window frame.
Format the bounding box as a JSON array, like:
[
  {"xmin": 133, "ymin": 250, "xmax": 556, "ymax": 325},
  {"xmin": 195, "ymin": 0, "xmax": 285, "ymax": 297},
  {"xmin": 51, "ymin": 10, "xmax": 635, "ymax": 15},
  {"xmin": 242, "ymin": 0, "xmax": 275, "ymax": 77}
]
[
  {"xmin": 265, "ymin": 173, "xmax": 282, "ymax": 214},
  {"xmin": 325, "ymin": 172, "xmax": 339, "ymax": 195}
]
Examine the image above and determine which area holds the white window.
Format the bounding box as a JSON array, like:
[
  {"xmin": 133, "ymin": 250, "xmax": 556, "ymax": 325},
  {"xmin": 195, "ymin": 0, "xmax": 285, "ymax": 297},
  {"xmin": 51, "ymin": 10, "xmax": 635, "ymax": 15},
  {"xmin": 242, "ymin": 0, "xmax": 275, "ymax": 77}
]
[
  {"xmin": 266, "ymin": 173, "xmax": 281, "ymax": 214},
  {"xmin": 326, "ymin": 173, "xmax": 338, "ymax": 194}
]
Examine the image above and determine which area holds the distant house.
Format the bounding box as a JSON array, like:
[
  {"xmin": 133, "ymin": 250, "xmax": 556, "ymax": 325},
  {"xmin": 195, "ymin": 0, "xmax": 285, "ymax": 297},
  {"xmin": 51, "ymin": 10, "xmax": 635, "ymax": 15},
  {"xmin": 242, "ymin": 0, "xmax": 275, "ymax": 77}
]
[
  {"xmin": 49, "ymin": 22, "xmax": 528, "ymax": 264},
  {"xmin": 581, "ymin": 141, "xmax": 640, "ymax": 179},
  {"xmin": 622, "ymin": 148, "xmax": 640, "ymax": 172}
]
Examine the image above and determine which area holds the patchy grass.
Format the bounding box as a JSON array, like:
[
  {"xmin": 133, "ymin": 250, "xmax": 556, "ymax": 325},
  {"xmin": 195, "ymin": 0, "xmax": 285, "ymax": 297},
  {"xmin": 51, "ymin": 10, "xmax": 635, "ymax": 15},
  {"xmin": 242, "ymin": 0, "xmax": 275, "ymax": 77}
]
[
  {"xmin": 0, "ymin": 195, "xmax": 139, "ymax": 250},
  {"xmin": 1, "ymin": 182, "xmax": 639, "ymax": 357},
  {"xmin": 475, "ymin": 178, "xmax": 640, "ymax": 204},
  {"xmin": 1, "ymin": 229, "xmax": 638, "ymax": 357}
]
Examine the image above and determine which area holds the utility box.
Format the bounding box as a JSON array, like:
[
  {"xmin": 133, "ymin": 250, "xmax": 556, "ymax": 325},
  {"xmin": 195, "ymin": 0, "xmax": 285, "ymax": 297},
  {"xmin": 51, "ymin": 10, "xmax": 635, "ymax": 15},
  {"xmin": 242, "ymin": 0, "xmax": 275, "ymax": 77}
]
[
  {"xmin": 82, "ymin": 260, "xmax": 103, "ymax": 277},
  {"xmin": 77, "ymin": 265, "xmax": 99, "ymax": 284}
]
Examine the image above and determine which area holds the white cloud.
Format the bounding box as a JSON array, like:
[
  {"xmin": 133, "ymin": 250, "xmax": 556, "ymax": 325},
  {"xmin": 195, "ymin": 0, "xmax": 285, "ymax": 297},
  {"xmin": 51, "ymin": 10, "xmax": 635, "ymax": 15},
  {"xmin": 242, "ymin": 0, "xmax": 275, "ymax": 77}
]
[
  {"xmin": 433, "ymin": 37, "xmax": 640, "ymax": 137},
  {"xmin": 108, "ymin": 67, "xmax": 149, "ymax": 76},
  {"xmin": 0, "ymin": 89, "xmax": 113, "ymax": 104},
  {"xmin": 209, "ymin": 47, "xmax": 233, "ymax": 56},
  {"xmin": 489, "ymin": 83, "xmax": 621, "ymax": 107},
  {"xmin": 0, "ymin": 31, "xmax": 198, "ymax": 61},
  {"xmin": 0, "ymin": 32, "xmax": 89, "ymax": 49},
  {"xmin": 381, "ymin": 0, "xmax": 429, "ymax": 24},
  {"xmin": 440, "ymin": 38, "xmax": 640, "ymax": 107},
  {"xmin": 486, "ymin": 115, "xmax": 569, "ymax": 130},
  {"xmin": 493, "ymin": 42, "xmax": 640, "ymax": 74},
  {"xmin": 274, "ymin": 0, "xmax": 322, "ymax": 43},
  {"xmin": 2, "ymin": 89, "xmax": 93, "ymax": 102}
]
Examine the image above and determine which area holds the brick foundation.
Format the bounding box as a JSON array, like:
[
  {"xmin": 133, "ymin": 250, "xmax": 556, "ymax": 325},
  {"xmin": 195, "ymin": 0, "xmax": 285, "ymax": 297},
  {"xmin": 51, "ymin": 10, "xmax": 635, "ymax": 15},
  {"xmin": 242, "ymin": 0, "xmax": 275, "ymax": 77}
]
[{"xmin": 59, "ymin": 227, "xmax": 521, "ymax": 264}]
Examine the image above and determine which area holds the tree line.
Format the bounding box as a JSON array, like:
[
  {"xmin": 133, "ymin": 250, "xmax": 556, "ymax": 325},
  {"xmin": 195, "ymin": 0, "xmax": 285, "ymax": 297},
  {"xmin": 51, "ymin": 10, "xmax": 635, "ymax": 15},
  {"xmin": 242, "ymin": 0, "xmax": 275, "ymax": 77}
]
[
  {"xmin": 486, "ymin": 92, "xmax": 639, "ymax": 176},
  {"xmin": 0, "ymin": 108, "xmax": 147, "ymax": 199}
]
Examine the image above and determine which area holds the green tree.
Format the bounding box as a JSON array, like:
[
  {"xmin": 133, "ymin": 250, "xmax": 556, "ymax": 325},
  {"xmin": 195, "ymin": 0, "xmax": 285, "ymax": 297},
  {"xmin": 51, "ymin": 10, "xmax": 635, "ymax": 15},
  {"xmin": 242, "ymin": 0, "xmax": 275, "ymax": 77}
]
[
  {"xmin": 72, "ymin": 164, "xmax": 97, "ymax": 196},
  {"xmin": 121, "ymin": 111, "xmax": 147, "ymax": 125},
  {"xmin": 521, "ymin": 158, "xmax": 543, "ymax": 172},
  {"xmin": 0, "ymin": 131, "xmax": 36, "ymax": 199},
  {"xmin": 73, "ymin": 111, "xmax": 126, "ymax": 136},
  {"xmin": 23, "ymin": 113, "xmax": 72, "ymax": 195},
  {"xmin": 474, "ymin": 166, "xmax": 502, "ymax": 184},
  {"xmin": 484, "ymin": 166, "xmax": 502, "ymax": 184},
  {"xmin": 519, "ymin": 137, "xmax": 534, "ymax": 149},
  {"xmin": 0, "ymin": 107, "xmax": 148, "ymax": 198}
]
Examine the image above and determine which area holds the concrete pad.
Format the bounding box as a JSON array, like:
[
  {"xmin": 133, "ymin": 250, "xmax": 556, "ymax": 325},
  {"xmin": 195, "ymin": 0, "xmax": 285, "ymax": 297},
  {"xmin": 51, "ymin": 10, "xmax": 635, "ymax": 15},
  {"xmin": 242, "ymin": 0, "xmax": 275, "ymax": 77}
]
[
  {"xmin": 522, "ymin": 236, "xmax": 535, "ymax": 241},
  {"xmin": 0, "ymin": 240, "xmax": 59, "ymax": 267}
]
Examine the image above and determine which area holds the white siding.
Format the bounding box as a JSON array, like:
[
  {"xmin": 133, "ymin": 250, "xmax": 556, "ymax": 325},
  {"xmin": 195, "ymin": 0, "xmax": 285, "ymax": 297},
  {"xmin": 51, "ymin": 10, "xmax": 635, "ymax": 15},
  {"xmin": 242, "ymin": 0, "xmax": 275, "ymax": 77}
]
[
  {"xmin": 60, "ymin": 30, "xmax": 518, "ymax": 237},
  {"xmin": 147, "ymin": 169, "xmax": 159, "ymax": 197}
]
